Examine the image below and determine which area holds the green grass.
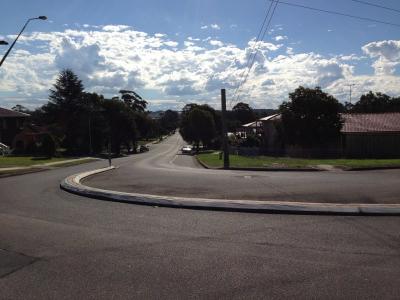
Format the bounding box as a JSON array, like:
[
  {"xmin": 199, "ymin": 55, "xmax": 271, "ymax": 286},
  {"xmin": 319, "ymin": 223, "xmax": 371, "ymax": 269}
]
[
  {"xmin": 197, "ymin": 152, "xmax": 400, "ymax": 169},
  {"xmin": 0, "ymin": 156, "xmax": 70, "ymax": 168}
]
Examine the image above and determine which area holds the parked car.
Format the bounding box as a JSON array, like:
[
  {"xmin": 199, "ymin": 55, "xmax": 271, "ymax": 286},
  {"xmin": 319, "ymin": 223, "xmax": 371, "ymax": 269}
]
[
  {"xmin": 139, "ymin": 145, "xmax": 149, "ymax": 152},
  {"xmin": 181, "ymin": 145, "xmax": 194, "ymax": 155},
  {"xmin": 0, "ymin": 142, "xmax": 10, "ymax": 155}
]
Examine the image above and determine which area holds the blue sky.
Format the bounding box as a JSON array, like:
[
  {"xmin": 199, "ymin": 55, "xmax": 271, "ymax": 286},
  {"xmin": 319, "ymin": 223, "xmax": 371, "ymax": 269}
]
[{"xmin": 1, "ymin": 0, "xmax": 400, "ymax": 110}]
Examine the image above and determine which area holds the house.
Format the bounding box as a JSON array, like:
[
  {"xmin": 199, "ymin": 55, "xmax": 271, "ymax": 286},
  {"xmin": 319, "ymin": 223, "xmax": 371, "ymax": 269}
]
[
  {"xmin": 12, "ymin": 124, "xmax": 50, "ymax": 153},
  {"xmin": 341, "ymin": 113, "xmax": 400, "ymax": 158},
  {"xmin": 259, "ymin": 114, "xmax": 282, "ymax": 155},
  {"xmin": 0, "ymin": 107, "xmax": 29, "ymax": 147},
  {"xmin": 246, "ymin": 112, "xmax": 400, "ymax": 158},
  {"xmin": 240, "ymin": 120, "xmax": 264, "ymax": 137}
]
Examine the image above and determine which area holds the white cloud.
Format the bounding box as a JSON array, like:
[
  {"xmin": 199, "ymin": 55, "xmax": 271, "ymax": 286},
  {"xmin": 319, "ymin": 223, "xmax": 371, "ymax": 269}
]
[
  {"xmin": 209, "ymin": 40, "xmax": 224, "ymax": 47},
  {"xmin": 102, "ymin": 25, "xmax": 130, "ymax": 32},
  {"xmin": 274, "ymin": 35, "xmax": 287, "ymax": 41},
  {"xmin": 201, "ymin": 24, "xmax": 220, "ymax": 30},
  {"xmin": 1, "ymin": 28, "xmax": 400, "ymax": 111},
  {"xmin": 184, "ymin": 41, "xmax": 195, "ymax": 47},
  {"xmin": 362, "ymin": 40, "xmax": 400, "ymax": 75}
]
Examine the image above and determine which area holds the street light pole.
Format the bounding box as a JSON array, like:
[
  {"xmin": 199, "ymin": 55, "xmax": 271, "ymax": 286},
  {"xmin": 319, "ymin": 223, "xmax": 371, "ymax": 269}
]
[{"xmin": 0, "ymin": 16, "xmax": 47, "ymax": 68}]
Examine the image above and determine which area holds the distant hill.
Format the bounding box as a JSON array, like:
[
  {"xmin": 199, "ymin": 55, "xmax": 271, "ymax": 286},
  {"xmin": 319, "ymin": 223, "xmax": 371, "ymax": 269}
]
[{"xmin": 253, "ymin": 109, "xmax": 278, "ymax": 118}]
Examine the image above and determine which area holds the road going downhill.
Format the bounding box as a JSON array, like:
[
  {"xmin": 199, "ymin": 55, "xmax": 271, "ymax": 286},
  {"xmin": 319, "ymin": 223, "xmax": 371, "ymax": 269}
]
[
  {"xmin": 84, "ymin": 132, "xmax": 400, "ymax": 204},
  {"xmin": 1, "ymin": 134, "xmax": 400, "ymax": 299}
]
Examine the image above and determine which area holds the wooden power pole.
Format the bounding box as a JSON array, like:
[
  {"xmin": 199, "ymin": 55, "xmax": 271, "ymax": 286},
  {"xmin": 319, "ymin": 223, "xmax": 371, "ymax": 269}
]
[{"xmin": 221, "ymin": 89, "xmax": 230, "ymax": 169}]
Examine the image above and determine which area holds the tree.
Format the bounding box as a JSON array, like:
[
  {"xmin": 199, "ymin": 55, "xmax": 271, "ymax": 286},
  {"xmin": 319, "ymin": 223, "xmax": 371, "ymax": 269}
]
[
  {"xmin": 82, "ymin": 92, "xmax": 107, "ymax": 154},
  {"xmin": 41, "ymin": 69, "xmax": 86, "ymax": 154},
  {"xmin": 232, "ymin": 102, "xmax": 255, "ymax": 125},
  {"xmin": 102, "ymin": 99, "xmax": 138, "ymax": 155},
  {"xmin": 119, "ymin": 90, "xmax": 148, "ymax": 112},
  {"xmin": 351, "ymin": 91, "xmax": 400, "ymax": 113},
  {"xmin": 180, "ymin": 106, "xmax": 216, "ymax": 149},
  {"xmin": 12, "ymin": 104, "xmax": 30, "ymax": 114},
  {"xmin": 279, "ymin": 86, "xmax": 343, "ymax": 147},
  {"xmin": 160, "ymin": 110, "xmax": 179, "ymax": 134},
  {"xmin": 38, "ymin": 133, "xmax": 57, "ymax": 157}
]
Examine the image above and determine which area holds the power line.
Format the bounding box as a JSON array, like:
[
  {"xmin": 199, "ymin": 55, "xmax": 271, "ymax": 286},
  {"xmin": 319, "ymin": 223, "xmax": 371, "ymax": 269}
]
[
  {"xmin": 266, "ymin": 0, "xmax": 400, "ymax": 28},
  {"xmin": 231, "ymin": 0, "xmax": 279, "ymax": 108},
  {"xmin": 222, "ymin": 0, "xmax": 275, "ymax": 109},
  {"xmin": 350, "ymin": 0, "xmax": 400, "ymax": 14},
  {"xmin": 204, "ymin": 1, "xmax": 274, "ymax": 105}
]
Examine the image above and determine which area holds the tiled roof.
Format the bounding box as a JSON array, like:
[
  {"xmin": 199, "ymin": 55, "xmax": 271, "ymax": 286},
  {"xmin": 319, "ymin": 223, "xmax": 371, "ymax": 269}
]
[
  {"xmin": 341, "ymin": 113, "xmax": 400, "ymax": 133},
  {"xmin": 0, "ymin": 107, "xmax": 29, "ymax": 118}
]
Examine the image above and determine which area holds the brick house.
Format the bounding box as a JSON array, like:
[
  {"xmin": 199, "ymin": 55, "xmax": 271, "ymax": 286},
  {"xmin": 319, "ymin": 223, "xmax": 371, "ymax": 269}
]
[{"xmin": 0, "ymin": 107, "xmax": 29, "ymax": 147}]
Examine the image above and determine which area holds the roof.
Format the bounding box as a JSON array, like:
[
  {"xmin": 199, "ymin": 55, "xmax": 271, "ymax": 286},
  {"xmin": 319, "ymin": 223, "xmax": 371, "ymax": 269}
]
[
  {"xmin": 259, "ymin": 113, "xmax": 281, "ymax": 121},
  {"xmin": 0, "ymin": 107, "xmax": 30, "ymax": 118},
  {"xmin": 341, "ymin": 113, "xmax": 400, "ymax": 133},
  {"xmin": 242, "ymin": 120, "xmax": 263, "ymax": 128}
]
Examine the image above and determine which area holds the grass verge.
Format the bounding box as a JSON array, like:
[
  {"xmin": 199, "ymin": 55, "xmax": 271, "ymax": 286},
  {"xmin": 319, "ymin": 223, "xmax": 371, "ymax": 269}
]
[
  {"xmin": 197, "ymin": 152, "xmax": 400, "ymax": 170},
  {"xmin": 0, "ymin": 156, "xmax": 70, "ymax": 168}
]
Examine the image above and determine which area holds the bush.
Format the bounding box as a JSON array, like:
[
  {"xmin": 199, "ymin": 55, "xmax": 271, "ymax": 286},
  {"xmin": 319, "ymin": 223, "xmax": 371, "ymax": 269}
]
[
  {"xmin": 38, "ymin": 134, "xmax": 57, "ymax": 157},
  {"xmin": 240, "ymin": 134, "xmax": 261, "ymax": 147}
]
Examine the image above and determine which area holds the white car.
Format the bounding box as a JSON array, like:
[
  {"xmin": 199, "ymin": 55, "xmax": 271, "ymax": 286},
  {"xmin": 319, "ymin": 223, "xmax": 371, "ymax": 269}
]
[
  {"xmin": 181, "ymin": 145, "xmax": 193, "ymax": 154},
  {"xmin": 0, "ymin": 142, "xmax": 10, "ymax": 155}
]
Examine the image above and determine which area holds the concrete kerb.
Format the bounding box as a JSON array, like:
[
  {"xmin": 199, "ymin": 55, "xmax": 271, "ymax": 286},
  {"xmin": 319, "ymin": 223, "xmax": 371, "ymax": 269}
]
[{"xmin": 61, "ymin": 166, "xmax": 400, "ymax": 216}]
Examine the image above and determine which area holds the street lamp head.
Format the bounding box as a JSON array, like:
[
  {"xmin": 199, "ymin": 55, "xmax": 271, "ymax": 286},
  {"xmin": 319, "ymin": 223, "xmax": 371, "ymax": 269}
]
[
  {"xmin": 0, "ymin": 40, "xmax": 9, "ymax": 45},
  {"xmin": 38, "ymin": 16, "xmax": 47, "ymax": 20}
]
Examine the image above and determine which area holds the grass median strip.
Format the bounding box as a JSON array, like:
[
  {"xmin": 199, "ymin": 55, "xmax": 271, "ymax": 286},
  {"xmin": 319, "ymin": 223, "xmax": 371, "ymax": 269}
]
[{"xmin": 197, "ymin": 152, "xmax": 400, "ymax": 170}]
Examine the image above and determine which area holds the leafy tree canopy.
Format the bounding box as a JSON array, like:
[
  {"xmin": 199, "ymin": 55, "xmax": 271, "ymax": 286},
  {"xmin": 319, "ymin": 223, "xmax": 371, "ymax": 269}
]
[
  {"xmin": 180, "ymin": 104, "xmax": 217, "ymax": 149},
  {"xmin": 350, "ymin": 91, "xmax": 400, "ymax": 113},
  {"xmin": 232, "ymin": 102, "xmax": 256, "ymax": 125},
  {"xmin": 279, "ymin": 86, "xmax": 343, "ymax": 146},
  {"xmin": 119, "ymin": 89, "xmax": 148, "ymax": 112}
]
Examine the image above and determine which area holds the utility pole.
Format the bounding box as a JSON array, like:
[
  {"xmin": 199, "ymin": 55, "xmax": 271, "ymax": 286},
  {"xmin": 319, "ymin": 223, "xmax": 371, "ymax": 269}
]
[
  {"xmin": 221, "ymin": 89, "xmax": 230, "ymax": 169},
  {"xmin": 347, "ymin": 84, "xmax": 356, "ymax": 104}
]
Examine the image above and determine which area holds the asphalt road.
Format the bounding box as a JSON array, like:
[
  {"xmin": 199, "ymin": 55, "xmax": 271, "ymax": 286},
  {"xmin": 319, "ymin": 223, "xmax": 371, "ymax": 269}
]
[
  {"xmin": 85, "ymin": 132, "xmax": 400, "ymax": 204},
  {"xmin": 1, "ymin": 137, "xmax": 400, "ymax": 299}
]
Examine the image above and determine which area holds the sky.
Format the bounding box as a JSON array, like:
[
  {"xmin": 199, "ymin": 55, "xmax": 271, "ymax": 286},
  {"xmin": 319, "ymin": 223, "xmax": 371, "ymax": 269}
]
[{"xmin": 1, "ymin": 0, "xmax": 400, "ymax": 111}]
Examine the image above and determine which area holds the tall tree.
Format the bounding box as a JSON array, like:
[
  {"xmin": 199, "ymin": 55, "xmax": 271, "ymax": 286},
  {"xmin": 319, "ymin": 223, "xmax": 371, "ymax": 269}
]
[
  {"xmin": 42, "ymin": 69, "xmax": 86, "ymax": 154},
  {"xmin": 102, "ymin": 99, "xmax": 138, "ymax": 154},
  {"xmin": 279, "ymin": 86, "xmax": 343, "ymax": 147},
  {"xmin": 119, "ymin": 90, "xmax": 148, "ymax": 112}
]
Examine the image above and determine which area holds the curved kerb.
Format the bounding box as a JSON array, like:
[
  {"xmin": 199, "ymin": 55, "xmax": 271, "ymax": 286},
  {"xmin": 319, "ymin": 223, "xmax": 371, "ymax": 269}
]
[{"xmin": 60, "ymin": 167, "xmax": 400, "ymax": 216}]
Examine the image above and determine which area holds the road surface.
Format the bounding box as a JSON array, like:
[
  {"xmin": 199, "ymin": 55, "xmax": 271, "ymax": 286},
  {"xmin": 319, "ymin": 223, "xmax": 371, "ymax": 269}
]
[
  {"xmin": 1, "ymin": 135, "xmax": 400, "ymax": 299},
  {"xmin": 85, "ymin": 132, "xmax": 400, "ymax": 204}
]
